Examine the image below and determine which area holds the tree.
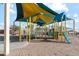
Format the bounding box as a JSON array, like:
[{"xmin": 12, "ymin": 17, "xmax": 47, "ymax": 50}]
[{"xmin": 10, "ymin": 25, "xmax": 20, "ymax": 31}]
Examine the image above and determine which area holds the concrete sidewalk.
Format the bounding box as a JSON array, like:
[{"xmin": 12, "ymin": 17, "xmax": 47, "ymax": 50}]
[
  {"xmin": 0, "ymin": 41, "xmax": 28, "ymax": 55},
  {"xmin": 8, "ymin": 36, "xmax": 79, "ymax": 56}
]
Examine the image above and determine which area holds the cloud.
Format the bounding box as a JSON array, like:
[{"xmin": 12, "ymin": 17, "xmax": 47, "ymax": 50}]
[
  {"xmin": 0, "ymin": 23, "xmax": 4, "ymax": 29},
  {"xmin": 10, "ymin": 4, "xmax": 16, "ymax": 14},
  {"xmin": 51, "ymin": 3, "xmax": 69, "ymax": 12},
  {"xmin": 44, "ymin": 2, "xmax": 69, "ymax": 12},
  {"xmin": 10, "ymin": 4, "xmax": 14, "ymax": 8},
  {"xmin": 10, "ymin": 9, "xmax": 16, "ymax": 14},
  {"xmin": 75, "ymin": 19, "xmax": 79, "ymax": 23},
  {"xmin": 73, "ymin": 13, "xmax": 78, "ymax": 18},
  {"xmin": 66, "ymin": 14, "xmax": 70, "ymax": 17},
  {"xmin": 0, "ymin": 23, "xmax": 4, "ymax": 26},
  {"xmin": 73, "ymin": 14, "xmax": 79, "ymax": 23}
]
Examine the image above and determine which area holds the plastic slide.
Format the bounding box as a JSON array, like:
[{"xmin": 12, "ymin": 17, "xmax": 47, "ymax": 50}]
[
  {"xmin": 63, "ymin": 32, "xmax": 70, "ymax": 44},
  {"xmin": 48, "ymin": 30, "xmax": 53, "ymax": 36}
]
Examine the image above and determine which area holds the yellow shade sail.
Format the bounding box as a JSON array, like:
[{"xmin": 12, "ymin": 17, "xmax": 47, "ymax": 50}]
[{"xmin": 16, "ymin": 3, "xmax": 53, "ymax": 25}]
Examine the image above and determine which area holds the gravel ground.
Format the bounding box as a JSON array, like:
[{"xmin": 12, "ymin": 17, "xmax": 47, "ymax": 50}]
[{"xmin": 7, "ymin": 35, "xmax": 79, "ymax": 56}]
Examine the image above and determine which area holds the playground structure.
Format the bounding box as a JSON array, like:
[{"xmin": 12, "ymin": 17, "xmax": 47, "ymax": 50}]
[
  {"xmin": 0, "ymin": 3, "xmax": 77, "ymax": 56},
  {"xmin": 12, "ymin": 3, "xmax": 75, "ymax": 44}
]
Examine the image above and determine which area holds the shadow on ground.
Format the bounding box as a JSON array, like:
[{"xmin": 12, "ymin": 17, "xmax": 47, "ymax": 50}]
[
  {"xmin": 0, "ymin": 54, "xmax": 4, "ymax": 56},
  {"xmin": 30, "ymin": 39, "xmax": 68, "ymax": 44}
]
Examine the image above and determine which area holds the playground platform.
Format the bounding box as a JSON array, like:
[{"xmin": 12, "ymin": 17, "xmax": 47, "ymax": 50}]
[{"xmin": 2, "ymin": 35, "xmax": 78, "ymax": 56}]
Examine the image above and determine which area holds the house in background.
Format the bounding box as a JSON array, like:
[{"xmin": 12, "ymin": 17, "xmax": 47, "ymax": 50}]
[{"xmin": 0, "ymin": 25, "xmax": 4, "ymax": 35}]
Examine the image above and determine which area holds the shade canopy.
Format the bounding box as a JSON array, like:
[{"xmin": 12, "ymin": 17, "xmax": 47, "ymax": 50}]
[
  {"xmin": 16, "ymin": 3, "xmax": 55, "ymax": 25},
  {"xmin": 15, "ymin": 3, "xmax": 72, "ymax": 26},
  {"xmin": 37, "ymin": 3, "xmax": 72, "ymax": 22}
]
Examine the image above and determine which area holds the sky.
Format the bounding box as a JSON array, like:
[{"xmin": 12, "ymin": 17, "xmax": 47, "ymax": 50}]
[
  {"xmin": 44, "ymin": 3, "xmax": 79, "ymax": 31},
  {"xmin": 0, "ymin": 4, "xmax": 4, "ymax": 29},
  {"xmin": 0, "ymin": 3, "xmax": 79, "ymax": 31}
]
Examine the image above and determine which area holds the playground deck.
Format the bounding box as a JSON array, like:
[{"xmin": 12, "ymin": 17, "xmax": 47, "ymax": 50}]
[{"xmin": 7, "ymin": 35, "xmax": 79, "ymax": 56}]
